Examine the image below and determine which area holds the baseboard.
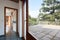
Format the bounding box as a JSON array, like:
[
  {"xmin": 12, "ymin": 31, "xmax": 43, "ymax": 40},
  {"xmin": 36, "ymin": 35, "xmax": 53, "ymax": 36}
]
[
  {"xmin": 19, "ymin": 37, "xmax": 25, "ymax": 40},
  {"xmin": 0, "ymin": 35, "xmax": 5, "ymax": 37}
]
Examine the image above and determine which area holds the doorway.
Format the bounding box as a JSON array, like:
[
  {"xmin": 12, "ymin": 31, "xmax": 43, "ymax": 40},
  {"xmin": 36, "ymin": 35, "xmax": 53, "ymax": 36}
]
[{"xmin": 4, "ymin": 7, "xmax": 19, "ymax": 37}]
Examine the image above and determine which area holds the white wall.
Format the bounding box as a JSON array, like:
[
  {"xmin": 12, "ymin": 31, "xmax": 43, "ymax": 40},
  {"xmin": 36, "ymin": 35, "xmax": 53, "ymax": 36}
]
[
  {"xmin": 0, "ymin": 0, "xmax": 19, "ymax": 35},
  {"xmin": 12, "ymin": 10, "xmax": 16, "ymax": 32},
  {"xmin": 18, "ymin": 1, "xmax": 27, "ymax": 39},
  {"xmin": 24, "ymin": 2, "xmax": 26, "ymax": 40},
  {"xmin": 19, "ymin": 1, "xmax": 26, "ymax": 38},
  {"xmin": 18, "ymin": 1, "xmax": 22, "ymax": 37},
  {"xmin": 0, "ymin": 0, "xmax": 26, "ymax": 38}
]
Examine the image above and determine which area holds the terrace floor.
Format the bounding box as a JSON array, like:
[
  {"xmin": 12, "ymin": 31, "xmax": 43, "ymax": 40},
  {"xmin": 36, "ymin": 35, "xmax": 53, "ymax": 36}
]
[{"xmin": 29, "ymin": 24, "xmax": 60, "ymax": 40}]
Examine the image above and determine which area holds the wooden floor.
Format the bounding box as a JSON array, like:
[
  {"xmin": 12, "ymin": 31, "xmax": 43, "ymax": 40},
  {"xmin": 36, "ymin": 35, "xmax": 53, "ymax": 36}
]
[
  {"xmin": 0, "ymin": 32, "xmax": 36, "ymax": 40},
  {"xmin": 0, "ymin": 31, "xmax": 22, "ymax": 40}
]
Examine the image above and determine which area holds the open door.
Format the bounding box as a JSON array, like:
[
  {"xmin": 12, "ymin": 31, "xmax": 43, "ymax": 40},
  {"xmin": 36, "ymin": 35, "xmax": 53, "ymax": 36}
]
[{"xmin": 4, "ymin": 7, "xmax": 19, "ymax": 37}]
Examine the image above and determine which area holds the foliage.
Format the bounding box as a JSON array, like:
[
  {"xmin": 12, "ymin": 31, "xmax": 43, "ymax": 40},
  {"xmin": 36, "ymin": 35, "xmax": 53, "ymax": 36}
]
[
  {"xmin": 38, "ymin": 0, "xmax": 60, "ymax": 22},
  {"xmin": 28, "ymin": 15, "xmax": 37, "ymax": 26},
  {"xmin": 41, "ymin": 0, "xmax": 60, "ymax": 14},
  {"xmin": 42, "ymin": 14, "xmax": 55, "ymax": 21},
  {"xmin": 53, "ymin": 12, "xmax": 60, "ymax": 19},
  {"xmin": 38, "ymin": 12, "xmax": 60, "ymax": 22}
]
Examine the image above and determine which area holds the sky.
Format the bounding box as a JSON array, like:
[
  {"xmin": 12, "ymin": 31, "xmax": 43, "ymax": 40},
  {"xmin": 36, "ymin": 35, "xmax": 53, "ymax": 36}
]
[{"xmin": 29, "ymin": 0, "xmax": 43, "ymax": 18}]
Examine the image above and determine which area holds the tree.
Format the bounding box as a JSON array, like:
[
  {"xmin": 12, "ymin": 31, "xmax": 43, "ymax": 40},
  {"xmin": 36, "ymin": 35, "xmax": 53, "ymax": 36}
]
[
  {"xmin": 41, "ymin": 0, "xmax": 60, "ymax": 14},
  {"xmin": 53, "ymin": 12, "xmax": 60, "ymax": 19},
  {"xmin": 28, "ymin": 15, "xmax": 37, "ymax": 25}
]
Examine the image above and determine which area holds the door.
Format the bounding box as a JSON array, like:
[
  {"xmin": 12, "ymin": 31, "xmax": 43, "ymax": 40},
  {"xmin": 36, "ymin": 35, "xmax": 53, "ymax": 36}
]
[{"xmin": 4, "ymin": 7, "xmax": 19, "ymax": 36}]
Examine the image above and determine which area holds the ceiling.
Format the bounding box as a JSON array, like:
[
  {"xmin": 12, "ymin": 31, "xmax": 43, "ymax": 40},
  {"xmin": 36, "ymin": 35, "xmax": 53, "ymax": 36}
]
[
  {"xmin": 10, "ymin": 0, "xmax": 19, "ymax": 3},
  {"xmin": 10, "ymin": 0, "xmax": 26, "ymax": 3}
]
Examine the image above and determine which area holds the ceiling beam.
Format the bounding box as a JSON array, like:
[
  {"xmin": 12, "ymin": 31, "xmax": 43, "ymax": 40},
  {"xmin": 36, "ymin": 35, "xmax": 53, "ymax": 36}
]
[{"xmin": 10, "ymin": 0, "xmax": 19, "ymax": 3}]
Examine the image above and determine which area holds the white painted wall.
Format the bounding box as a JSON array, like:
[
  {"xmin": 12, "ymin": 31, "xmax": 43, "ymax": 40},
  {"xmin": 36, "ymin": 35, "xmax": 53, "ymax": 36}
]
[
  {"xmin": 19, "ymin": 1, "xmax": 26, "ymax": 38},
  {"xmin": 0, "ymin": 0, "xmax": 26, "ymax": 38},
  {"xmin": 6, "ymin": 9, "xmax": 11, "ymax": 16},
  {"xmin": 18, "ymin": 1, "xmax": 27, "ymax": 39},
  {"xmin": 18, "ymin": 1, "xmax": 22, "ymax": 37},
  {"xmin": 12, "ymin": 10, "xmax": 16, "ymax": 32},
  {"xmin": 24, "ymin": 2, "xmax": 26, "ymax": 40},
  {"xmin": 13, "ymin": 23, "xmax": 16, "ymax": 32},
  {"xmin": 0, "ymin": 0, "xmax": 19, "ymax": 35}
]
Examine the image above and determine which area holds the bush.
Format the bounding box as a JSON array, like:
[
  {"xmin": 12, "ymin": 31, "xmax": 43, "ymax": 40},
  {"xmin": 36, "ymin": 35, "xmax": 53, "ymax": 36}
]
[{"xmin": 28, "ymin": 17, "xmax": 37, "ymax": 26}]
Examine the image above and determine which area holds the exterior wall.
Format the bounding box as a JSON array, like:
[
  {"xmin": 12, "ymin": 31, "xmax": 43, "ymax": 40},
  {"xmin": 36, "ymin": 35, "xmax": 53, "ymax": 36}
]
[{"xmin": 0, "ymin": 0, "xmax": 19, "ymax": 35}]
